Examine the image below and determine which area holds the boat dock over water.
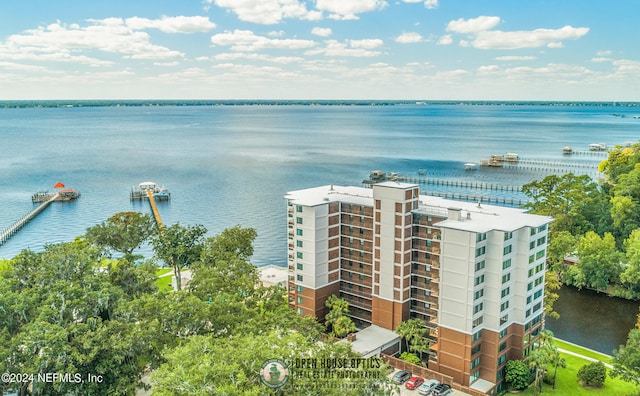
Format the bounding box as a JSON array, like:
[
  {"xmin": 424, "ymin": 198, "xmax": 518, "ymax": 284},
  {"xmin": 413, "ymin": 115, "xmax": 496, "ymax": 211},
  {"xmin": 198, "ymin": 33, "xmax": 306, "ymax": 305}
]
[
  {"xmin": 130, "ymin": 182, "xmax": 168, "ymax": 229},
  {"xmin": 1, "ymin": 184, "xmax": 80, "ymax": 247}
]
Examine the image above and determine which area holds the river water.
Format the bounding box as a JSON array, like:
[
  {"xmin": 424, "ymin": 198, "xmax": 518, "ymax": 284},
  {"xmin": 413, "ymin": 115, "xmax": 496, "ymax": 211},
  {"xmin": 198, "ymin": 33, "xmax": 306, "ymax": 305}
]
[{"xmin": 546, "ymin": 286, "xmax": 639, "ymax": 354}]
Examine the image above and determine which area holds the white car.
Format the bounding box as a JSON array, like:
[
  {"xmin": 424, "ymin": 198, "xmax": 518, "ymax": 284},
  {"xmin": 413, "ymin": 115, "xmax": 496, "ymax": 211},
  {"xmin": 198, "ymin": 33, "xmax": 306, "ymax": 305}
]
[{"xmin": 417, "ymin": 379, "xmax": 440, "ymax": 395}]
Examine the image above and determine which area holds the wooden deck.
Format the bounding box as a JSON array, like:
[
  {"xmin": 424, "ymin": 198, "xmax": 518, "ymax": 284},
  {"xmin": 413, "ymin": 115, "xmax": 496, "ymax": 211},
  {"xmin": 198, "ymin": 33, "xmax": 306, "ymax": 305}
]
[{"xmin": 0, "ymin": 192, "xmax": 59, "ymax": 247}]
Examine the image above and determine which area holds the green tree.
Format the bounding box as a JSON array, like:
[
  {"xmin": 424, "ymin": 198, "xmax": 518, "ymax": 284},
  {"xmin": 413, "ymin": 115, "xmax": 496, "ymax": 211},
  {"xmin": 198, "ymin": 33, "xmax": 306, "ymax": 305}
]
[
  {"xmin": 544, "ymin": 270, "xmax": 561, "ymax": 320},
  {"xmin": 324, "ymin": 295, "xmax": 356, "ymax": 338},
  {"xmin": 151, "ymin": 223, "xmax": 207, "ymax": 291},
  {"xmin": 399, "ymin": 352, "xmax": 422, "ymax": 366},
  {"xmin": 612, "ymin": 328, "xmax": 640, "ymax": 387},
  {"xmin": 621, "ymin": 229, "xmax": 640, "ymax": 294},
  {"xmin": 577, "ymin": 361, "xmax": 606, "ymax": 388},
  {"xmin": 546, "ymin": 230, "xmax": 577, "ymax": 274},
  {"xmin": 85, "ymin": 211, "xmax": 155, "ymax": 259},
  {"xmin": 576, "ymin": 231, "xmax": 623, "ymax": 290},
  {"xmin": 505, "ymin": 359, "xmax": 529, "ymax": 391},
  {"xmin": 395, "ymin": 319, "xmax": 430, "ymax": 357}
]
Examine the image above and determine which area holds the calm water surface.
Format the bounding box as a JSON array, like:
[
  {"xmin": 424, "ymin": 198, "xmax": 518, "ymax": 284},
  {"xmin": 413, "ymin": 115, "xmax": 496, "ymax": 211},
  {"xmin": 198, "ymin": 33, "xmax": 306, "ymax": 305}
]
[{"xmin": 1, "ymin": 103, "xmax": 639, "ymax": 352}]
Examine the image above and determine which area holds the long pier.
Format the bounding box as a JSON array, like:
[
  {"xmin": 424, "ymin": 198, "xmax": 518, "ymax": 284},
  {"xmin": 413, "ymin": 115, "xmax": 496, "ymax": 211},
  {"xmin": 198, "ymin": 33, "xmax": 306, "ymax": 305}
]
[
  {"xmin": 0, "ymin": 193, "xmax": 59, "ymax": 247},
  {"xmin": 146, "ymin": 189, "xmax": 164, "ymax": 229},
  {"xmin": 422, "ymin": 191, "xmax": 528, "ymax": 207},
  {"xmin": 389, "ymin": 175, "xmax": 523, "ymax": 192}
]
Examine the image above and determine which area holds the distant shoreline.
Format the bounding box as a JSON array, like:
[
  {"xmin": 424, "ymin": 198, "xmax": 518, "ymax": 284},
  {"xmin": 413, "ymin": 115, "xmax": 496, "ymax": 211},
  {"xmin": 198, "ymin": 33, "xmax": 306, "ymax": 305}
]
[{"xmin": 1, "ymin": 99, "xmax": 639, "ymax": 108}]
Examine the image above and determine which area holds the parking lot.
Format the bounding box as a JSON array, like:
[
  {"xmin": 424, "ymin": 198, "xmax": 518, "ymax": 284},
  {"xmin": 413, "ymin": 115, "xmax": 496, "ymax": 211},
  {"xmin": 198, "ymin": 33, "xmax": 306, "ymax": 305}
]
[{"xmin": 388, "ymin": 369, "xmax": 472, "ymax": 396}]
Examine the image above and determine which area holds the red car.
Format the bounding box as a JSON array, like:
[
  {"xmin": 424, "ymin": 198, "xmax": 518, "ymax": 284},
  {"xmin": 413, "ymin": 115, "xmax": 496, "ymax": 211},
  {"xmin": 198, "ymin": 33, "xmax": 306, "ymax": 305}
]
[{"xmin": 405, "ymin": 376, "xmax": 425, "ymax": 390}]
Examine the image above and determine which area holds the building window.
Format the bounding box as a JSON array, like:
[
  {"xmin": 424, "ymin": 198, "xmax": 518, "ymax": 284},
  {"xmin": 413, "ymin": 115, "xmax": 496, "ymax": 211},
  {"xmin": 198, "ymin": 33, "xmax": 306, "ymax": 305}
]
[
  {"xmin": 297, "ymin": 274, "xmax": 303, "ymax": 281},
  {"xmin": 531, "ymin": 227, "xmax": 537, "ymax": 236},
  {"xmin": 296, "ymin": 263, "xmax": 303, "ymax": 270},
  {"xmin": 500, "ymin": 315, "xmax": 508, "ymax": 325},
  {"xmin": 359, "ymin": 274, "xmax": 364, "ymax": 280},
  {"xmin": 473, "ymin": 303, "xmax": 484, "ymax": 314},
  {"xmin": 530, "ymin": 241, "xmax": 536, "ymax": 250},
  {"xmin": 504, "ymin": 231, "xmax": 513, "ymax": 241},
  {"xmin": 474, "ymin": 274, "xmax": 485, "ymax": 286},
  {"xmin": 503, "ymin": 245, "xmax": 512, "ymax": 255},
  {"xmin": 475, "ymin": 260, "xmax": 485, "ymax": 271},
  {"xmin": 499, "ymin": 328, "xmax": 508, "ymax": 338},
  {"xmin": 297, "ymin": 308, "xmax": 303, "ymax": 315},
  {"xmin": 538, "ymin": 224, "xmax": 547, "ymax": 232},
  {"xmin": 297, "ymin": 296, "xmax": 303, "ymax": 304},
  {"xmin": 536, "ymin": 249, "xmax": 546, "ymax": 260},
  {"xmin": 499, "ymin": 341, "xmax": 507, "ymax": 352},
  {"xmin": 475, "ymin": 246, "xmax": 486, "ymax": 257},
  {"xmin": 297, "ymin": 285, "xmax": 304, "ymax": 293},
  {"xmin": 476, "ymin": 233, "xmax": 487, "ymax": 242},
  {"xmin": 471, "ymin": 344, "xmax": 481, "ymax": 355},
  {"xmin": 296, "ymin": 217, "xmax": 303, "ymax": 224},
  {"xmin": 296, "ymin": 240, "xmax": 303, "ymax": 248},
  {"xmin": 537, "ymin": 236, "xmax": 546, "ymax": 246},
  {"xmin": 471, "ymin": 370, "xmax": 480, "ymax": 382},
  {"xmin": 502, "ymin": 273, "xmax": 511, "ymax": 284},
  {"xmin": 296, "ymin": 205, "xmax": 303, "ymax": 212},
  {"xmin": 534, "ymin": 289, "xmax": 543, "ymax": 300},
  {"xmin": 471, "ymin": 357, "xmax": 481, "ymax": 370},
  {"xmin": 500, "ymin": 301, "xmax": 510, "ymax": 311},
  {"xmin": 473, "ymin": 316, "xmax": 484, "ymax": 328},
  {"xmin": 296, "ymin": 229, "xmax": 303, "ymax": 236},
  {"xmin": 529, "ymin": 255, "xmax": 535, "ymax": 264},
  {"xmin": 472, "ymin": 330, "xmax": 482, "ymax": 342},
  {"xmin": 533, "ymin": 302, "xmax": 542, "ymax": 313},
  {"xmin": 527, "ymin": 295, "xmax": 532, "ymax": 304},
  {"xmin": 502, "ymin": 259, "xmax": 511, "ymax": 270},
  {"xmin": 474, "ymin": 289, "xmax": 484, "ymax": 300},
  {"xmin": 497, "ymin": 354, "xmax": 507, "ymax": 366},
  {"xmin": 297, "ymin": 252, "xmax": 303, "ymax": 259},
  {"xmin": 501, "ymin": 287, "xmax": 510, "ymax": 298}
]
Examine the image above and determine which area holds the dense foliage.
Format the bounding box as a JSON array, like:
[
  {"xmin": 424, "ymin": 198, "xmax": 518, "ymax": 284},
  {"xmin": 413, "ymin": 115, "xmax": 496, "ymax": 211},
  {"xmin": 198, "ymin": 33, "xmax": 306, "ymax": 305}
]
[
  {"xmin": 577, "ymin": 361, "xmax": 607, "ymax": 388},
  {"xmin": 0, "ymin": 215, "xmax": 392, "ymax": 395},
  {"xmin": 505, "ymin": 359, "xmax": 530, "ymax": 391},
  {"xmin": 522, "ymin": 141, "xmax": 640, "ymax": 300}
]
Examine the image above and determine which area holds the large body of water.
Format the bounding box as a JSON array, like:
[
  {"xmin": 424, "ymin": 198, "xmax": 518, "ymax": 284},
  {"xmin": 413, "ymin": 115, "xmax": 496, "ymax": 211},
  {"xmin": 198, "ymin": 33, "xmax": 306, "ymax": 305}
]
[{"xmin": 1, "ymin": 102, "xmax": 639, "ymax": 353}]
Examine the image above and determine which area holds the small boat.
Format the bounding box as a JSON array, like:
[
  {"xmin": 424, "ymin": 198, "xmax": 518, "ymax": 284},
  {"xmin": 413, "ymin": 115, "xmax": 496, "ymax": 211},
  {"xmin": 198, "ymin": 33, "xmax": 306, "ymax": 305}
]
[
  {"xmin": 130, "ymin": 182, "xmax": 171, "ymax": 200},
  {"xmin": 589, "ymin": 143, "xmax": 607, "ymax": 151},
  {"xmin": 464, "ymin": 163, "xmax": 478, "ymax": 171},
  {"xmin": 563, "ymin": 146, "xmax": 573, "ymax": 155},
  {"xmin": 504, "ymin": 152, "xmax": 519, "ymax": 162}
]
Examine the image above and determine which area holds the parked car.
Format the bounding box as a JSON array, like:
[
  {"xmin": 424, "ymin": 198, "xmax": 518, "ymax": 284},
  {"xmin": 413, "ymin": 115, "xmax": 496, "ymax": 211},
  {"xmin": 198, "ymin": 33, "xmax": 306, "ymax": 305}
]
[
  {"xmin": 391, "ymin": 370, "xmax": 412, "ymax": 384},
  {"xmin": 405, "ymin": 376, "xmax": 425, "ymax": 390},
  {"xmin": 432, "ymin": 383, "xmax": 452, "ymax": 395},
  {"xmin": 417, "ymin": 379, "xmax": 440, "ymax": 395}
]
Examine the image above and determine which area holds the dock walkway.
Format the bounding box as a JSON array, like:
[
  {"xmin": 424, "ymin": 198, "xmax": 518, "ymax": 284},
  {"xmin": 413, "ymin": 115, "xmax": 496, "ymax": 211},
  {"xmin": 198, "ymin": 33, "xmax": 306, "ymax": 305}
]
[
  {"xmin": 146, "ymin": 189, "xmax": 164, "ymax": 229},
  {"xmin": 0, "ymin": 192, "xmax": 59, "ymax": 247}
]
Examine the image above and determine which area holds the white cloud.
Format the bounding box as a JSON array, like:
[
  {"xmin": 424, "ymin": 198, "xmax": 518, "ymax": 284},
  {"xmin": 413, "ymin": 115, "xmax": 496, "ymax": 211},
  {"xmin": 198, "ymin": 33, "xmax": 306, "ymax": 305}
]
[
  {"xmin": 311, "ymin": 27, "xmax": 332, "ymax": 37},
  {"xmin": 591, "ymin": 57, "xmax": 612, "ymax": 63},
  {"xmin": 0, "ymin": 18, "xmax": 183, "ymax": 65},
  {"xmin": 208, "ymin": 0, "xmax": 321, "ymax": 24},
  {"xmin": 268, "ymin": 30, "xmax": 286, "ymax": 37},
  {"xmin": 495, "ymin": 56, "xmax": 536, "ymax": 61},
  {"xmin": 597, "ymin": 50, "xmax": 612, "ymax": 56},
  {"xmin": 395, "ymin": 32, "xmax": 423, "ymax": 44},
  {"xmin": 214, "ymin": 52, "xmax": 304, "ymax": 64},
  {"xmin": 471, "ymin": 26, "xmax": 589, "ymax": 50},
  {"xmin": 447, "ymin": 16, "xmax": 501, "ymax": 34},
  {"xmin": 210, "ymin": 29, "xmax": 317, "ymax": 52},
  {"xmin": 402, "ymin": 0, "xmax": 438, "ymax": 8},
  {"xmin": 125, "ymin": 16, "xmax": 216, "ymax": 33},
  {"xmin": 349, "ymin": 39, "xmax": 384, "ymax": 49},
  {"xmin": 306, "ymin": 40, "xmax": 382, "ymax": 57},
  {"xmin": 315, "ymin": 0, "xmax": 387, "ymax": 20},
  {"xmin": 437, "ymin": 34, "xmax": 453, "ymax": 45}
]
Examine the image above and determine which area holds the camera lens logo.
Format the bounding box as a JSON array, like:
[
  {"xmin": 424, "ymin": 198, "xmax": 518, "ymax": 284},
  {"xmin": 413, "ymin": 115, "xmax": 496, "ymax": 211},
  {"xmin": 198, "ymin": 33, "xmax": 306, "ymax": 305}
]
[{"xmin": 260, "ymin": 359, "xmax": 289, "ymax": 389}]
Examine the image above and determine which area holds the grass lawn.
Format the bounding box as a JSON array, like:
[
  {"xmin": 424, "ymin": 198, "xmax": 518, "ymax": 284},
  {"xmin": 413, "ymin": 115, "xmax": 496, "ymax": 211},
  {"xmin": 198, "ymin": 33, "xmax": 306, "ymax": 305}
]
[
  {"xmin": 517, "ymin": 351, "xmax": 636, "ymax": 396},
  {"xmin": 155, "ymin": 267, "xmax": 173, "ymax": 291},
  {"xmin": 554, "ymin": 339, "xmax": 613, "ymax": 364}
]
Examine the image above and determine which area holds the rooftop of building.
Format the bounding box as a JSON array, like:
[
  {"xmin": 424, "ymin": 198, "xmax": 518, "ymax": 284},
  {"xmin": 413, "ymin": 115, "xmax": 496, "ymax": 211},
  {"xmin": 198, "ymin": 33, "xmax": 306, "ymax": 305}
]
[
  {"xmin": 258, "ymin": 264, "xmax": 288, "ymax": 287},
  {"xmin": 286, "ymin": 183, "xmax": 552, "ymax": 232}
]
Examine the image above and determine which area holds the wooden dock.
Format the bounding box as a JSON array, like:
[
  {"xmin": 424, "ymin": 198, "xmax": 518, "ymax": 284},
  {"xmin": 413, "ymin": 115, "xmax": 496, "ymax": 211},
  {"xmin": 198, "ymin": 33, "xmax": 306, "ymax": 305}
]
[
  {"xmin": 146, "ymin": 189, "xmax": 164, "ymax": 229},
  {"xmin": 0, "ymin": 192, "xmax": 59, "ymax": 247}
]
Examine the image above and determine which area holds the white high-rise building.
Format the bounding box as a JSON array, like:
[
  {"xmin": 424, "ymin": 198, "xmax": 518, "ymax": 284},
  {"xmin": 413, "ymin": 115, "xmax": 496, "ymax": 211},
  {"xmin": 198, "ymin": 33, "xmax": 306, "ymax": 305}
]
[{"xmin": 285, "ymin": 182, "xmax": 552, "ymax": 394}]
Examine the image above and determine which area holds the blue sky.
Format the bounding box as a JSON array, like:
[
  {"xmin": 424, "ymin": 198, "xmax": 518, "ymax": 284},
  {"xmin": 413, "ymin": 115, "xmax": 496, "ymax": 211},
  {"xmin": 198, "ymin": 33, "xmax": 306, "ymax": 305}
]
[{"xmin": 0, "ymin": 0, "xmax": 638, "ymax": 100}]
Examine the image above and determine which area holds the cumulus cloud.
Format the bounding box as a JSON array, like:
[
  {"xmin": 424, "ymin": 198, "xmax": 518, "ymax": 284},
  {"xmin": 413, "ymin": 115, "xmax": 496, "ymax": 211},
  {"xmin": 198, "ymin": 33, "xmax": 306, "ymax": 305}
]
[
  {"xmin": 402, "ymin": 0, "xmax": 438, "ymax": 8},
  {"xmin": 471, "ymin": 26, "xmax": 589, "ymax": 50},
  {"xmin": 437, "ymin": 34, "xmax": 453, "ymax": 45},
  {"xmin": 315, "ymin": 0, "xmax": 387, "ymax": 20},
  {"xmin": 208, "ymin": 0, "xmax": 321, "ymax": 24},
  {"xmin": 447, "ymin": 16, "xmax": 501, "ymax": 33},
  {"xmin": 395, "ymin": 32, "xmax": 423, "ymax": 44},
  {"xmin": 210, "ymin": 29, "xmax": 316, "ymax": 52},
  {"xmin": 125, "ymin": 16, "xmax": 216, "ymax": 33},
  {"xmin": 311, "ymin": 27, "xmax": 332, "ymax": 37},
  {"xmin": 495, "ymin": 56, "xmax": 536, "ymax": 61},
  {"xmin": 214, "ymin": 52, "xmax": 304, "ymax": 64},
  {"xmin": 306, "ymin": 40, "xmax": 382, "ymax": 57},
  {"xmin": 591, "ymin": 57, "xmax": 612, "ymax": 63},
  {"xmin": 0, "ymin": 18, "xmax": 183, "ymax": 65}
]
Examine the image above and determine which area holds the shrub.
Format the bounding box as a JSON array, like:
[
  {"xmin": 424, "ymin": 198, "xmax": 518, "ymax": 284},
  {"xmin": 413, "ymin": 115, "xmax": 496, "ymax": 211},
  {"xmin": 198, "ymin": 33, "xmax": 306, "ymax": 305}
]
[
  {"xmin": 505, "ymin": 360, "xmax": 530, "ymax": 391},
  {"xmin": 399, "ymin": 352, "xmax": 422, "ymax": 366},
  {"xmin": 577, "ymin": 361, "xmax": 606, "ymax": 388}
]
